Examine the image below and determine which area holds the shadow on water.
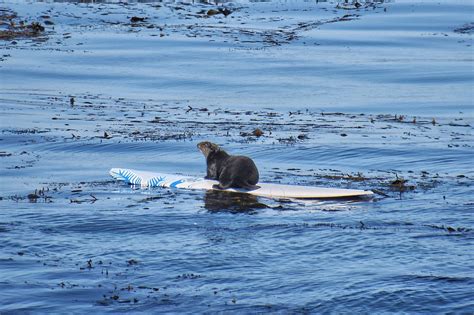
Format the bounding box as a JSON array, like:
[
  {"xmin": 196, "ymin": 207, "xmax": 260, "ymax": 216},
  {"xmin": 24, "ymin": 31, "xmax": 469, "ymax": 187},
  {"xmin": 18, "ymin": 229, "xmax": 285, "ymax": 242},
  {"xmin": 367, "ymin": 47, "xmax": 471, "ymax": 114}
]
[
  {"xmin": 203, "ymin": 189, "xmax": 370, "ymax": 213},
  {"xmin": 203, "ymin": 190, "xmax": 270, "ymax": 213}
]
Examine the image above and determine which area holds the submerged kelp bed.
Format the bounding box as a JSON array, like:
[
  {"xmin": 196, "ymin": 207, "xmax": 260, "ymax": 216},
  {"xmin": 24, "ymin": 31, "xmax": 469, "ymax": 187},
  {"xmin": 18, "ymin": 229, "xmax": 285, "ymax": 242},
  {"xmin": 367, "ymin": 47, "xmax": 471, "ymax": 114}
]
[{"xmin": 1, "ymin": 0, "xmax": 473, "ymax": 313}]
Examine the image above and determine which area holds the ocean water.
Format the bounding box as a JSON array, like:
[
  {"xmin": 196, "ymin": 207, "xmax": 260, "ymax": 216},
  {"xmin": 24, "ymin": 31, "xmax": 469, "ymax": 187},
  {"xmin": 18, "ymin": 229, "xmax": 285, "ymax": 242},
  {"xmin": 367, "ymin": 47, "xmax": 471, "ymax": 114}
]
[{"xmin": 0, "ymin": 0, "xmax": 473, "ymax": 313}]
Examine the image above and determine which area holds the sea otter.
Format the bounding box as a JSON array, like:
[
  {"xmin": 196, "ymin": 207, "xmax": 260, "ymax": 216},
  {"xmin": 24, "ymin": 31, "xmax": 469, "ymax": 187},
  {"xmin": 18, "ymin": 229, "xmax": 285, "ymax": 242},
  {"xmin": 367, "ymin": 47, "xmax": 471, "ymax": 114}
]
[{"xmin": 197, "ymin": 141, "xmax": 259, "ymax": 190}]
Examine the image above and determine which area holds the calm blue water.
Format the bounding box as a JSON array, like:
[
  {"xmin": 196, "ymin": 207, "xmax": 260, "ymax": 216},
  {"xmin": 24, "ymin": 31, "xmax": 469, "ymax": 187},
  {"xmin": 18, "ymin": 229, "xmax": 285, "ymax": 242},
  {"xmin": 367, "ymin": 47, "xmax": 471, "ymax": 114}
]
[{"xmin": 1, "ymin": 0, "xmax": 473, "ymax": 313}]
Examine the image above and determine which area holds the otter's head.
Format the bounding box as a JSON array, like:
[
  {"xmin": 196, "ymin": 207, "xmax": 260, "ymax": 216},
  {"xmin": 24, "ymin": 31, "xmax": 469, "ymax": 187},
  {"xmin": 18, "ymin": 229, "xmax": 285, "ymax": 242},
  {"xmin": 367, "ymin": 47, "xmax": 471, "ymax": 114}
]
[{"xmin": 197, "ymin": 141, "xmax": 220, "ymax": 158}]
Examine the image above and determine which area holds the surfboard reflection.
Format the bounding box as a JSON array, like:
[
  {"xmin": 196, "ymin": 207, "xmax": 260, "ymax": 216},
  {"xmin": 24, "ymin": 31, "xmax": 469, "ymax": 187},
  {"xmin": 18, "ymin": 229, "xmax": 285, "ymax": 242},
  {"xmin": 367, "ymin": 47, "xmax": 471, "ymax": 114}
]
[{"xmin": 204, "ymin": 190, "xmax": 269, "ymax": 213}]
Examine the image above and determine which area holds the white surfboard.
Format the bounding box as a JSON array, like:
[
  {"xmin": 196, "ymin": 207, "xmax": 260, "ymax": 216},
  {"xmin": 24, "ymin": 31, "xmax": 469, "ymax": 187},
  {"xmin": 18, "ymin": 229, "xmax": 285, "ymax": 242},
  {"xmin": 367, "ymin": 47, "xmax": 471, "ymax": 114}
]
[{"xmin": 110, "ymin": 168, "xmax": 373, "ymax": 199}]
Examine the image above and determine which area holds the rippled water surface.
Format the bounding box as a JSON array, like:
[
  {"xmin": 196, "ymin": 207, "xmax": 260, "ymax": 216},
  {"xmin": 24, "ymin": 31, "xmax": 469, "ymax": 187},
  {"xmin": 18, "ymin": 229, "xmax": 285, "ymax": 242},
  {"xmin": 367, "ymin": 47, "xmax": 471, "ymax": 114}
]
[{"xmin": 1, "ymin": 0, "xmax": 473, "ymax": 313}]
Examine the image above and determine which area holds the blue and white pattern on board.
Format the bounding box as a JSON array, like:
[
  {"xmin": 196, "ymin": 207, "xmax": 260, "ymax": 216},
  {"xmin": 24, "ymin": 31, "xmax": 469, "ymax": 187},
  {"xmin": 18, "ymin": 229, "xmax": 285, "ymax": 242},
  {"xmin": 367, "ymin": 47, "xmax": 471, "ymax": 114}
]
[
  {"xmin": 169, "ymin": 180, "xmax": 185, "ymax": 188},
  {"xmin": 109, "ymin": 168, "xmax": 196, "ymax": 189},
  {"xmin": 113, "ymin": 168, "xmax": 142, "ymax": 185},
  {"xmin": 149, "ymin": 176, "xmax": 166, "ymax": 187}
]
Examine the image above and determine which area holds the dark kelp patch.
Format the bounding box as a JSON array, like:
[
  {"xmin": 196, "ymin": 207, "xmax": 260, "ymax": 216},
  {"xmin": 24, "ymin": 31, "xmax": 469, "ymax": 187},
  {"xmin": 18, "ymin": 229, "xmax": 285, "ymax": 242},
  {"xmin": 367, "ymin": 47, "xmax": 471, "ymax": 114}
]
[
  {"xmin": 454, "ymin": 22, "xmax": 474, "ymax": 34},
  {"xmin": 0, "ymin": 10, "xmax": 48, "ymax": 40}
]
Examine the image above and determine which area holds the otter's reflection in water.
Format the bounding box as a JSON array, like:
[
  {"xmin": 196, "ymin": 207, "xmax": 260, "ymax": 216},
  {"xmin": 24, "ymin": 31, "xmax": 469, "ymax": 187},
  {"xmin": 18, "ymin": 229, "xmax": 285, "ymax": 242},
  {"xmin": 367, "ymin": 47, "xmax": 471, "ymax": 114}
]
[{"xmin": 204, "ymin": 190, "xmax": 270, "ymax": 213}]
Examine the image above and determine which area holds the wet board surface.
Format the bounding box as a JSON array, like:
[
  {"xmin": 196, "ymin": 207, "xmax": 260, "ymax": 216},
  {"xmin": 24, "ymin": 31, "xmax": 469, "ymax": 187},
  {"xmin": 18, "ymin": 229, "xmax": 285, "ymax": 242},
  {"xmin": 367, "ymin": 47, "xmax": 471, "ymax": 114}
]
[{"xmin": 110, "ymin": 168, "xmax": 374, "ymax": 199}]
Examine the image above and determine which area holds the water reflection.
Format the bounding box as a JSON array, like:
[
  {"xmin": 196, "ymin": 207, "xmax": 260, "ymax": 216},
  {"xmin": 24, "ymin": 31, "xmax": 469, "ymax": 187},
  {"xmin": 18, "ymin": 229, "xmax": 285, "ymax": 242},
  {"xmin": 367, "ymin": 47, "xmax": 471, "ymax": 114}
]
[{"xmin": 203, "ymin": 190, "xmax": 269, "ymax": 213}]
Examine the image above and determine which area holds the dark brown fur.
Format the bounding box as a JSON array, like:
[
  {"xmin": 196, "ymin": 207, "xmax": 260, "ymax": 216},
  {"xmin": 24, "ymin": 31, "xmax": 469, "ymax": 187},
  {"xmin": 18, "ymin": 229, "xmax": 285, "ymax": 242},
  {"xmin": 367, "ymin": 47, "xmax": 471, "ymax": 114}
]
[{"xmin": 197, "ymin": 141, "xmax": 259, "ymax": 190}]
